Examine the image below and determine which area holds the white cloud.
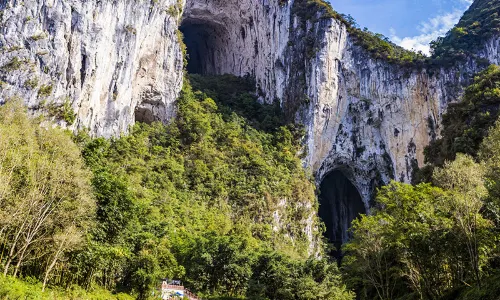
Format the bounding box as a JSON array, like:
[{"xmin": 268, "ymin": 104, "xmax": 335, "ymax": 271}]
[{"xmin": 390, "ymin": 1, "xmax": 472, "ymax": 55}]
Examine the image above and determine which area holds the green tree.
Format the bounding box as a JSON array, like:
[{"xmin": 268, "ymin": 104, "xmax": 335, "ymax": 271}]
[
  {"xmin": 433, "ymin": 154, "xmax": 493, "ymax": 286},
  {"xmin": 480, "ymin": 118, "xmax": 500, "ymax": 224},
  {"xmin": 345, "ymin": 179, "xmax": 493, "ymax": 299},
  {"xmin": 248, "ymin": 251, "xmax": 353, "ymax": 300},
  {"xmin": 343, "ymin": 214, "xmax": 400, "ymax": 300},
  {"xmin": 0, "ymin": 100, "xmax": 95, "ymax": 288},
  {"xmin": 345, "ymin": 182, "xmax": 453, "ymax": 299},
  {"xmin": 182, "ymin": 233, "xmax": 254, "ymax": 297}
]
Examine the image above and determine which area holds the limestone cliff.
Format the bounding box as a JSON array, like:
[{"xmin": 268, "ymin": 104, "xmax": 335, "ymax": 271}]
[
  {"xmin": 304, "ymin": 20, "xmax": 498, "ymax": 205},
  {"xmin": 182, "ymin": 0, "xmax": 291, "ymax": 104},
  {"xmin": 1, "ymin": 0, "xmax": 499, "ymax": 207},
  {"xmin": 0, "ymin": 0, "xmax": 184, "ymax": 137}
]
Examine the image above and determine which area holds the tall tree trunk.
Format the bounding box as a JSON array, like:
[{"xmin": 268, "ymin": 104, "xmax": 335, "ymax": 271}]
[
  {"xmin": 3, "ymin": 257, "xmax": 12, "ymax": 277},
  {"xmin": 3, "ymin": 221, "xmax": 27, "ymax": 276},
  {"xmin": 42, "ymin": 236, "xmax": 66, "ymax": 291},
  {"xmin": 12, "ymin": 245, "xmax": 28, "ymax": 277}
]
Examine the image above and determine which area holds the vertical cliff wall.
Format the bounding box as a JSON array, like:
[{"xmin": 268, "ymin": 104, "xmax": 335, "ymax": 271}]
[
  {"xmin": 2, "ymin": 1, "xmax": 498, "ymax": 189},
  {"xmin": 302, "ymin": 18, "xmax": 500, "ymax": 206},
  {"xmin": 181, "ymin": 0, "xmax": 292, "ymax": 104},
  {"xmin": 0, "ymin": 0, "xmax": 184, "ymax": 137},
  {"xmin": 0, "ymin": 0, "xmax": 294, "ymax": 134}
]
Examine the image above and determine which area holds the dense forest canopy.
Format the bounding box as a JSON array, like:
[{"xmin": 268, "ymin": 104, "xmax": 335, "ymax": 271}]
[{"xmin": 0, "ymin": 76, "xmax": 353, "ymax": 299}]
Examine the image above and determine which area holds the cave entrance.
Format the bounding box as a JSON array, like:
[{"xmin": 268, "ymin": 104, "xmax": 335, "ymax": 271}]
[
  {"xmin": 180, "ymin": 20, "xmax": 226, "ymax": 75},
  {"xmin": 135, "ymin": 106, "xmax": 155, "ymax": 124},
  {"xmin": 319, "ymin": 170, "xmax": 366, "ymax": 260}
]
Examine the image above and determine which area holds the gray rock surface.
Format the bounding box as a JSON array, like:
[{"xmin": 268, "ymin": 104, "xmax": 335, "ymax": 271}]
[
  {"xmin": 299, "ymin": 17, "xmax": 499, "ymax": 207},
  {"xmin": 0, "ymin": 0, "xmax": 184, "ymax": 137}
]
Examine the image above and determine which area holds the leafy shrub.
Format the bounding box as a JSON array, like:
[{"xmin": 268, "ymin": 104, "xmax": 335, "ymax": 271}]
[
  {"xmin": 424, "ymin": 65, "xmax": 500, "ymax": 167},
  {"xmin": 1, "ymin": 57, "xmax": 22, "ymax": 72},
  {"xmin": 47, "ymin": 99, "xmax": 76, "ymax": 124},
  {"xmin": 38, "ymin": 84, "xmax": 53, "ymax": 97},
  {"xmin": 24, "ymin": 76, "xmax": 39, "ymax": 89}
]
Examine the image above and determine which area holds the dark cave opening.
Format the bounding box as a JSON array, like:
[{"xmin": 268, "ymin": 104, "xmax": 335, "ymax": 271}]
[
  {"xmin": 319, "ymin": 170, "xmax": 366, "ymax": 260},
  {"xmin": 134, "ymin": 106, "xmax": 155, "ymax": 124},
  {"xmin": 180, "ymin": 20, "xmax": 226, "ymax": 75}
]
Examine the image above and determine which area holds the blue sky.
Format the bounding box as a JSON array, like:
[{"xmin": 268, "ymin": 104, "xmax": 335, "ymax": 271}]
[{"xmin": 329, "ymin": 0, "xmax": 473, "ymax": 54}]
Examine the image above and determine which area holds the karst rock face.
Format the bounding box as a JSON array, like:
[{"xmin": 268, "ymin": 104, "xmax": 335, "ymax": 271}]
[
  {"xmin": 0, "ymin": 0, "xmax": 184, "ymax": 136},
  {"xmin": 1, "ymin": 0, "xmax": 499, "ymax": 205}
]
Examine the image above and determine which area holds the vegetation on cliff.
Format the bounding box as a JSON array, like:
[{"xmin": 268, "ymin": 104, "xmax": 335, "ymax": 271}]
[
  {"xmin": 425, "ymin": 64, "xmax": 500, "ymax": 167},
  {"xmin": 430, "ymin": 0, "xmax": 500, "ymax": 64},
  {"xmin": 292, "ymin": 0, "xmax": 427, "ymax": 66},
  {"xmin": 293, "ymin": 0, "xmax": 499, "ymax": 68}
]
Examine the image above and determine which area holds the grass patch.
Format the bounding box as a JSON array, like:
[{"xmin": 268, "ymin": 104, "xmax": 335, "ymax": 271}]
[{"xmin": 0, "ymin": 276, "xmax": 133, "ymax": 300}]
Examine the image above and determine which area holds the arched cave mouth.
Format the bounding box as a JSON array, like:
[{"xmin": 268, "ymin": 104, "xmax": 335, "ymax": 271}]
[
  {"xmin": 180, "ymin": 20, "xmax": 228, "ymax": 75},
  {"xmin": 319, "ymin": 170, "xmax": 366, "ymax": 259}
]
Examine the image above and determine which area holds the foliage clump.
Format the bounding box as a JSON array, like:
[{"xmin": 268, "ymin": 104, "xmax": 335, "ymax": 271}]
[
  {"xmin": 47, "ymin": 99, "xmax": 77, "ymax": 125},
  {"xmin": 424, "ymin": 65, "xmax": 500, "ymax": 167},
  {"xmin": 38, "ymin": 84, "xmax": 53, "ymax": 97},
  {"xmin": 24, "ymin": 76, "xmax": 39, "ymax": 89},
  {"xmin": 1, "ymin": 57, "xmax": 22, "ymax": 72},
  {"xmin": 430, "ymin": 0, "xmax": 500, "ymax": 65}
]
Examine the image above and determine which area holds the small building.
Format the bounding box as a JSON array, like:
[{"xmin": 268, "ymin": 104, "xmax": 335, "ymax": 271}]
[{"xmin": 159, "ymin": 280, "xmax": 200, "ymax": 300}]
